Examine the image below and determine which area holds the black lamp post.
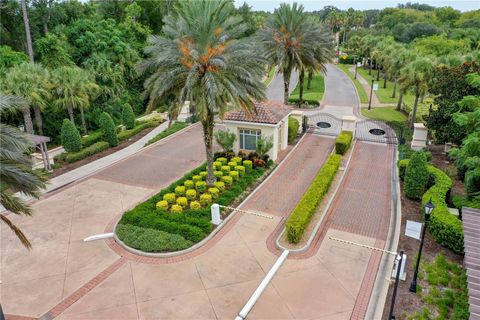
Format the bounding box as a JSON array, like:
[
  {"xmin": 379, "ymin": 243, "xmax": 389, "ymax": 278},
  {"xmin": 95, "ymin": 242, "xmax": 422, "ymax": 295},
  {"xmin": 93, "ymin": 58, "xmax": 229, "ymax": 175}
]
[
  {"xmin": 409, "ymin": 198, "xmax": 435, "ymax": 293},
  {"xmin": 368, "ymin": 79, "xmax": 374, "ymax": 110},
  {"xmin": 354, "ymin": 58, "xmax": 358, "ymax": 79}
]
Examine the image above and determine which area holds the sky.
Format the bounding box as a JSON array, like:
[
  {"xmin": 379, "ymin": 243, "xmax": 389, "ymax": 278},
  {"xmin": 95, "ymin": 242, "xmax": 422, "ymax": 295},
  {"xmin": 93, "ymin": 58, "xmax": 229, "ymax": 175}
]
[{"xmin": 233, "ymin": 0, "xmax": 480, "ymax": 12}]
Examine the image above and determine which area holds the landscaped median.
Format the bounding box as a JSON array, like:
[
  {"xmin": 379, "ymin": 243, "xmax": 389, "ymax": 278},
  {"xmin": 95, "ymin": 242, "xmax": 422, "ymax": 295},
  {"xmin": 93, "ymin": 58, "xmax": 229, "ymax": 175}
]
[{"xmin": 116, "ymin": 155, "xmax": 274, "ymax": 253}]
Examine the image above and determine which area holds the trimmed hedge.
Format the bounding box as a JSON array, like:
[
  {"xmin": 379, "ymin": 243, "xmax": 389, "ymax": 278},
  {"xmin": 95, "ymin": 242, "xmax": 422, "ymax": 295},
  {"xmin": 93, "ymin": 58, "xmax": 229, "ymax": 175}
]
[
  {"xmin": 285, "ymin": 154, "xmax": 342, "ymax": 243},
  {"xmin": 288, "ymin": 117, "xmax": 299, "ymax": 144},
  {"xmin": 288, "ymin": 98, "xmax": 320, "ymax": 106},
  {"xmin": 335, "ymin": 131, "xmax": 353, "ymax": 155},
  {"xmin": 118, "ymin": 121, "xmax": 158, "ymax": 142},
  {"xmin": 404, "ymin": 152, "xmax": 429, "ymax": 200},
  {"xmin": 99, "ymin": 112, "xmax": 118, "ymax": 147},
  {"xmin": 61, "ymin": 119, "xmax": 82, "ymax": 152},
  {"xmin": 65, "ymin": 141, "xmax": 109, "ymax": 163},
  {"xmin": 81, "ymin": 130, "xmax": 103, "ymax": 148},
  {"xmin": 122, "ymin": 104, "xmax": 135, "ymax": 130},
  {"xmin": 145, "ymin": 121, "xmax": 188, "ymax": 146},
  {"xmin": 398, "ymin": 160, "xmax": 463, "ymax": 254}
]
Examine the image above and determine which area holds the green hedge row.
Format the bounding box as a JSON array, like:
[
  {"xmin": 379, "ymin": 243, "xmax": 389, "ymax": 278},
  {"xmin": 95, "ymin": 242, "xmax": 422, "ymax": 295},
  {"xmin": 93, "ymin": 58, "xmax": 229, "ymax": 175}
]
[
  {"xmin": 335, "ymin": 131, "xmax": 353, "ymax": 155},
  {"xmin": 81, "ymin": 131, "xmax": 104, "ymax": 148},
  {"xmin": 65, "ymin": 141, "xmax": 110, "ymax": 163},
  {"xmin": 145, "ymin": 121, "xmax": 188, "ymax": 146},
  {"xmin": 288, "ymin": 117, "xmax": 299, "ymax": 144},
  {"xmin": 288, "ymin": 98, "xmax": 320, "ymax": 106},
  {"xmin": 404, "ymin": 152, "xmax": 429, "ymax": 200},
  {"xmin": 399, "ymin": 160, "xmax": 463, "ymax": 254},
  {"xmin": 285, "ymin": 154, "xmax": 342, "ymax": 243},
  {"xmin": 118, "ymin": 121, "xmax": 158, "ymax": 142}
]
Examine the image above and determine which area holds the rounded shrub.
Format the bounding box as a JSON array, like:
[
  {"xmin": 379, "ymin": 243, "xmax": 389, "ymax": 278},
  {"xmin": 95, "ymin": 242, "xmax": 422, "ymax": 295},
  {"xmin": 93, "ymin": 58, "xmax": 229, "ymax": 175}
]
[
  {"xmin": 156, "ymin": 200, "xmax": 169, "ymax": 211},
  {"xmin": 404, "ymin": 151, "xmax": 429, "ymax": 200},
  {"xmin": 184, "ymin": 180, "xmax": 194, "ymax": 189},
  {"xmin": 214, "ymin": 181, "xmax": 225, "ymax": 192},
  {"xmin": 217, "ymin": 157, "xmax": 228, "ymax": 164},
  {"xmin": 466, "ymin": 168, "xmax": 480, "ymax": 198},
  {"xmin": 99, "ymin": 112, "xmax": 118, "ymax": 147},
  {"xmin": 228, "ymin": 161, "xmax": 237, "ymax": 170},
  {"xmin": 243, "ymin": 160, "xmax": 253, "ymax": 172},
  {"xmin": 195, "ymin": 181, "xmax": 207, "ymax": 192},
  {"xmin": 190, "ymin": 201, "xmax": 201, "ymax": 210},
  {"xmin": 221, "ymin": 175, "xmax": 233, "ymax": 186},
  {"xmin": 288, "ymin": 117, "xmax": 300, "ymax": 144},
  {"xmin": 186, "ymin": 189, "xmax": 197, "ymax": 200},
  {"xmin": 176, "ymin": 197, "xmax": 188, "ymax": 208},
  {"xmin": 221, "ymin": 165, "xmax": 230, "ymax": 173},
  {"xmin": 171, "ymin": 204, "xmax": 183, "ymax": 213},
  {"xmin": 200, "ymin": 193, "xmax": 212, "ymax": 207},
  {"xmin": 61, "ymin": 119, "xmax": 82, "ymax": 152},
  {"xmin": 235, "ymin": 166, "xmax": 245, "ymax": 176},
  {"xmin": 163, "ymin": 193, "xmax": 176, "ymax": 204},
  {"xmin": 229, "ymin": 171, "xmax": 239, "ymax": 181},
  {"xmin": 208, "ymin": 187, "xmax": 220, "ymax": 198},
  {"xmin": 192, "ymin": 175, "xmax": 202, "ymax": 182},
  {"xmin": 199, "ymin": 171, "xmax": 208, "ymax": 180},
  {"xmin": 214, "ymin": 171, "xmax": 223, "ymax": 178},
  {"xmin": 122, "ymin": 104, "xmax": 135, "ymax": 130},
  {"xmin": 174, "ymin": 186, "xmax": 186, "ymax": 196},
  {"xmin": 213, "ymin": 161, "xmax": 222, "ymax": 170},
  {"xmin": 232, "ymin": 157, "xmax": 242, "ymax": 164}
]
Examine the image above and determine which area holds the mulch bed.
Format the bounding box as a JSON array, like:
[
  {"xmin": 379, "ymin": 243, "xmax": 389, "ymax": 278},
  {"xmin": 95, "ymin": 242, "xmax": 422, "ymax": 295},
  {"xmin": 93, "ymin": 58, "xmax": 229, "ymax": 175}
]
[
  {"xmin": 49, "ymin": 127, "xmax": 156, "ymax": 178},
  {"xmin": 382, "ymin": 146, "xmax": 465, "ymax": 319}
]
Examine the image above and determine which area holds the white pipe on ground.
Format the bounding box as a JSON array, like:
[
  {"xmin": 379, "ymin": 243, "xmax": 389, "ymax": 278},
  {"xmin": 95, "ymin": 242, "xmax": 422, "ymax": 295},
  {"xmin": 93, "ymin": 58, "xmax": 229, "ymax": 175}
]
[{"xmin": 83, "ymin": 233, "xmax": 114, "ymax": 242}]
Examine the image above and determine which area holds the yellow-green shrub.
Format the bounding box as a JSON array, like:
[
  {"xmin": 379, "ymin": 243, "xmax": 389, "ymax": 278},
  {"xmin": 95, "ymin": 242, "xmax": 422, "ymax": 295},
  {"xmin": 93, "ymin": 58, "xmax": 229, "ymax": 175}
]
[
  {"xmin": 229, "ymin": 171, "xmax": 239, "ymax": 181},
  {"xmin": 163, "ymin": 193, "xmax": 176, "ymax": 204},
  {"xmin": 184, "ymin": 180, "xmax": 194, "ymax": 188},
  {"xmin": 199, "ymin": 171, "xmax": 208, "ymax": 179},
  {"xmin": 200, "ymin": 194, "xmax": 212, "ymax": 207},
  {"xmin": 217, "ymin": 157, "xmax": 227, "ymax": 164},
  {"xmin": 221, "ymin": 165, "xmax": 230, "ymax": 173},
  {"xmin": 215, "ymin": 181, "xmax": 225, "ymax": 191},
  {"xmin": 222, "ymin": 175, "xmax": 233, "ymax": 186},
  {"xmin": 190, "ymin": 201, "xmax": 201, "ymax": 210},
  {"xmin": 156, "ymin": 200, "xmax": 169, "ymax": 211},
  {"xmin": 232, "ymin": 157, "xmax": 242, "ymax": 164},
  {"xmin": 335, "ymin": 131, "xmax": 353, "ymax": 155},
  {"xmin": 214, "ymin": 171, "xmax": 223, "ymax": 178},
  {"xmin": 235, "ymin": 166, "xmax": 245, "ymax": 176},
  {"xmin": 195, "ymin": 181, "xmax": 207, "ymax": 192},
  {"xmin": 174, "ymin": 186, "xmax": 186, "ymax": 196},
  {"xmin": 228, "ymin": 161, "xmax": 237, "ymax": 170},
  {"xmin": 213, "ymin": 161, "xmax": 222, "ymax": 170},
  {"xmin": 243, "ymin": 160, "xmax": 253, "ymax": 171},
  {"xmin": 176, "ymin": 197, "xmax": 188, "ymax": 208},
  {"xmin": 192, "ymin": 175, "xmax": 202, "ymax": 182},
  {"xmin": 171, "ymin": 204, "xmax": 183, "ymax": 213},
  {"xmin": 186, "ymin": 189, "xmax": 197, "ymax": 200},
  {"xmin": 208, "ymin": 187, "xmax": 220, "ymax": 198}
]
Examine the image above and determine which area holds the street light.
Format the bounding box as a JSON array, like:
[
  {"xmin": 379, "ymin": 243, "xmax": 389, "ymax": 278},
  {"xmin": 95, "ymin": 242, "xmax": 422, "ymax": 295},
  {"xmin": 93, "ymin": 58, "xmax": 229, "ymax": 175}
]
[
  {"xmin": 354, "ymin": 58, "xmax": 358, "ymax": 79},
  {"xmin": 368, "ymin": 79, "xmax": 374, "ymax": 110},
  {"xmin": 409, "ymin": 198, "xmax": 435, "ymax": 293}
]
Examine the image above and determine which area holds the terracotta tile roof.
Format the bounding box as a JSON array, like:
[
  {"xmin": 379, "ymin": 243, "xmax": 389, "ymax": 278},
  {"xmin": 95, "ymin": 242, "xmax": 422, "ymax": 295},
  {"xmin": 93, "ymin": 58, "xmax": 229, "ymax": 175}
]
[
  {"xmin": 462, "ymin": 207, "xmax": 480, "ymax": 320},
  {"xmin": 224, "ymin": 100, "xmax": 291, "ymax": 125}
]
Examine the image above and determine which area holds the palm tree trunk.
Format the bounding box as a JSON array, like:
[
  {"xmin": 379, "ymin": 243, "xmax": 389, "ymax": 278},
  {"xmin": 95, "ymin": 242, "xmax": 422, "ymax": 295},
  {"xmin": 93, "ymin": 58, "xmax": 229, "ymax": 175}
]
[
  {"xmin": 307, "ymin": 69, "xmax": 313, "ymax": 90},
  {"xmin": 33, "ymin": 106, "xmax": 43, "ymax": 135},
  {"xmin": 298, "ymin": 68, "xmax": 305, "ymax": 107},
  {"xmin": 391, "ymin": 79, "xmax": 397, "ymax": 98},
  {"xmin": 283, "ymin": 68, "xmax": 291, "ymax": 105},
  {"xmin": 79, "ymin": 106, "xmax": 87, "ymax": 135},
  {"xmin": 21, "ymin": 0, "xmax": 34, "ymax": 62},
  {"xmin": 396, "ymin": 91, "xmax": 403, "ymax": 111},
  {"xmin": 67, "ymin": 106, "xmax": 75, "ymax": 124},
  {"xmin": 22, "ymin": 108, "xmax": 34, "ymax": 134},
  {"xmin": 409, "ymin": 94, "xmax": 420, "ymax": 129},
  {"xmin": 383, "ymin": 74, "xmax": 387, "ymax": 88},
  {"xmin": 202, "ymin": 110, "xmax": 215, "ymax": 187}
]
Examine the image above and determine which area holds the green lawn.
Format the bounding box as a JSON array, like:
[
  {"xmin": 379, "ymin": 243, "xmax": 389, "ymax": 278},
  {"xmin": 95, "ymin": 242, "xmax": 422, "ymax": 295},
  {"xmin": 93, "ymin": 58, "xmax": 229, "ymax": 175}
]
[
  {"xmin": 361, "ymin": 106, "xmax": 407, "ymax": 122},
  {"xmin": 336, "ymin": 64, "xmax": 369, "ymax": 104},
  {"xmin": 289, "ymin": 72, "xmax": 325, "ymax": 103},
  {"xmin": 264, "ymin": 67, "xmax": 276, "ymax": 86}
]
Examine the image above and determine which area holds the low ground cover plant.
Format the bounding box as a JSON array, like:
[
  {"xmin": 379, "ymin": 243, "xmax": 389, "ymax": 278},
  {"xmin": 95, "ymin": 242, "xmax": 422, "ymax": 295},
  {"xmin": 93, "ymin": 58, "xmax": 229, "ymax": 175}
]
[{"xmin": 117, "ymin": 153, "xmax": 273, "ymax": 252}]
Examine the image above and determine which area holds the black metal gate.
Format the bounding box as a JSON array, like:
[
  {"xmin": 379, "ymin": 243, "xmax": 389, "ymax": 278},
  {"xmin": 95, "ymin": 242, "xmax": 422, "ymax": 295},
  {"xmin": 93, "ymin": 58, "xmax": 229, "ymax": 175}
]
[
  {"xmin": 355, "ymin": 120, "xmax": 398, "ymax": 144},
  {"xmin": 305, "ymin": 113, "xmax": 342, "ymax": 136}
]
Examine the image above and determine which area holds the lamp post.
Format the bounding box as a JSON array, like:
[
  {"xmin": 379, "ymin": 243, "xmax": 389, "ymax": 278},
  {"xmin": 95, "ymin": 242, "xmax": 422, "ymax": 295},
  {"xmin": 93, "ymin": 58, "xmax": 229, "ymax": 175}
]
[
  {"xmin": 409, "ymin": 199, "xmax": 435, "ymax": 293},
  {"xmin": 368, "ymin": 79, "xmax": 374, "ymax": 110},
  {"xmin": 388, "ymin": 250, "xmax": 405, "ymax": 320},
  {"xmin": 354, "ymin": 58, "xmax": 358, "ymax": 79}
]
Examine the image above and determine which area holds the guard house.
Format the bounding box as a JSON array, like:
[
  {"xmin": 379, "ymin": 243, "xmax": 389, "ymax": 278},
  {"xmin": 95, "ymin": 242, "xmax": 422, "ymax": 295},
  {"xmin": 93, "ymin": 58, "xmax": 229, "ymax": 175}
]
[{"xmin": 223, "ymin": 100, "xmax": 291, "ymax": 161}]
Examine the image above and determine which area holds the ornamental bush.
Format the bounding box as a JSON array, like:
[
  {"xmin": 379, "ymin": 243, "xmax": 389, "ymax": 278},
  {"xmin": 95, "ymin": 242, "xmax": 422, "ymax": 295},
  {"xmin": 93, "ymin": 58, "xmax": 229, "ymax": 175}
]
[
  {"xmin": 285, "ymin": 154, "xmax": 342, "ymax": 243},
  {"xmin": 243, "ymin": 160, "xmax": 253, "ymax": 171},
  {"xmin": 61, "ymin": 119, "xmax": 82, "ymax": 152},
  {"xmin": 186, "ymin": 189, "xmax": 197, "ymax": 200},
  {"xmin": 195, "ymin": 181, "xmax": 207, "ymax": 192},
  {"xmin": 122, "ymin": 103, "xmax": 135, "ymax": 130},
  {"xmin": 190, "ymin": 201, "xmax": 201, "ymax": 210},
  {"xmin": 228, "ymin": 161, "xmax": 237, "ymax": 170},
  {"xmin": 174, "ymin": 186, "xmax": 186, "ymax": 196},
  {"xmin": 232, "ymin": 157, "xmax": 242, "ymax": 164},
  {"xmin": 221, "ymin": 165, "xmax": 230, "ymax": 173},
  {"xmin": 214, "ymin": 181, "xmax": 225, "ymax": 192},
  {"xmin": 65, "ymin": 141, "xmax": 109, "ymax": 163},
  {"xmin": 184, "ymin": 180, "xmax": 194, "ymax": 188},
  {"xmin": 335, "ymin": 131, "xmax": 353, "ymax": 155},
  {"xmin": 200, "ymin": 193, "xmax": 212, "ymax": 207},
  {"xmin": 176, "ymin": 197, "xmax": 188, "ymax": 208},
  {"xmin": 171, "ymin": 204, "xmax": 183, "ymax": 213},
  {"xmin": 99, "ymin": 112, "xmax": 118, "ymax": 147},
  {"xmin": 404, "ymin": 152, "xmax": 429, "ymax": 200},
  {"xmin": 214, "ymin": 171, "xmax": 223, "ymax": 178},
  {"xmin": 217, "ymin": 157, "xmax": 228, "ymax": 164},
  {"xmin": 222, "ymin": 175, "xmax": 233, "ymax": 185},
  {"xmin": 208, "ymin": 187, "xmax": 220, "ymax": 198},
  {"xmin": 163, "ymin": 193, "xmax": 176, "ymax": 204},
  {"xmin": 192, "ymin": 175, "xmax": 202, "ymax": 182},
  {"xmin": 235, "ymin": 166, "xmax": 245, "ymax": 176},
  {"xmin": 213, "ymin": 161, "xmax": 222, "ymax": 170},
  {"xmin": 229, "ymin": 171, "xmax": 239, "ymax": 181},
  {"xmin": 288, "ymin": 117, "xmax": 300, "ymax": 144},
  {"xmin": 156, "ymin": 200, "xmax": 169, "ymax": 211},
  {"xmin": 199, "ymin": 171, "xmax": 208, "ymax": 180}
]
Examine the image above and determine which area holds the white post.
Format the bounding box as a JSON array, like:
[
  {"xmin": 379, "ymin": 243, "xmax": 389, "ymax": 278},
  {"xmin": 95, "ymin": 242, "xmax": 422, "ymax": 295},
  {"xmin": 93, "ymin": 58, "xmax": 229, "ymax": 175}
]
[{"xmin": 211, "ymin": 203, "xmax": 222, "ymax": 225}]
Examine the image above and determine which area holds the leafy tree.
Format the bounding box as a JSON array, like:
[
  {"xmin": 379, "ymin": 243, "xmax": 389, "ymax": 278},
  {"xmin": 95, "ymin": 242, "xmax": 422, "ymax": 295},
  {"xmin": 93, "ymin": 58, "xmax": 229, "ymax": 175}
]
[
  {"xmin": 413, "ymin": 35, "xmax": 470, "ymax": 57},
  {"xmin": 138, "ymin": 0, "xmax": 265, "ymax": 186},
  {"xmin": 34, "ymin": 33, "xmax": 73, "ymax": 69},
  {"xmin": 122, "ymin": 103, "xmax": 135, "ymax": 130},
  {"xmin": 256, "ymin": 135, "xmax": 274, "ymax": 158},
  {"xmin": 0, "ymin": 94, "xmax": 47, "ymax": 249},
  {"xmin": 52, "ymin": 66, "xmax": 99, "ymax": 134},
  {"xmin": 214, "ymin": 130, "xmax": 236, "ymax": 152},
  {"xmin": 98, "ymin": 112, "xmax": 118, "ymax": 147},
  {"xmin": 0, "ymin": 46, "xmax": 28, "ymax": 75},
  {"xmin": 60, "ymin": 119, "xmax": 82, "ymax": 152}
]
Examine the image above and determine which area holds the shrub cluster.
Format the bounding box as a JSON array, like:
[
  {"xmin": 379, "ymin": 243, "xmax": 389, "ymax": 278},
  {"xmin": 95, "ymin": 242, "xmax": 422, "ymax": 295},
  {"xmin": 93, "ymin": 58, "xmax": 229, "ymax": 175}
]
[
  {"xmin": 288, "ymin": 117, "xmax": 299, "ymax": 144},
  {"xmin": 288, "ymin": 98, "xmax": 320, "ymax": 106},
  {"xmin": 335, "ymin": 131, "xmax": 353, "ymax": 155},
  {"xmin": 285, "ymin": 154, "xmax": 342, "ymax": 243},
  {"xmin": 61, "ymin": 119, "xmax": 82, "ymax": 152},
  {"xmin": 122, "ymin": 104, "xmax": 136, "ymax": 130},
  {"xmin": 118, "ymin": 121, "xmax": 158, "ymax": 142},
  {"xmin": 65, "ymin": 141, "xmax": 109, "ymax": 163},
  {"xmin": 398, "ymin": 159, "xmax": 463, "ymax": 254},
  {"xmin": 404, "ymin": 151, "xmax": 429, "ymax": 200},
  {"xmin": 99, "ymin": 112, "xmax": 118, "ymax": 147},
  {"xmin": 81, "ymin": 130, "xmax": 103, "ymax": 148},
  {"xmin": 145, "ymin": 122, "xmax": 188, "ymax": 146}
]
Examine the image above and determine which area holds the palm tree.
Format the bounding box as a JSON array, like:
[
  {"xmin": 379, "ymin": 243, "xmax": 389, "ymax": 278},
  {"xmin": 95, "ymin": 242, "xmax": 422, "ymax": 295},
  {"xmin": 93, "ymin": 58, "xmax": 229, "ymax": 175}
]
[
  {"xmin": 258, "ymin": 3, "xmax": 317, "ymax": 104},
  {"xmin": 138, "ymin": 0, "xmax": 265, "ymax": 186},
  {"xmin": 2, "ymin": 63, "xmax": 51, "ymax": 135},
  {"xmin": 0, "ymin": 94, "xmax": 47, "ymax": 249},
  {"xmin": 399, "ymin": 58, "xmax": 435, "ymax": 129},
  {"xmin": 52, "ymin": 66, "xmax": 99, "ymax": 134},
  {"xmin": 21, "ymin": 0, "xmax": 34, "ymax": 61}
]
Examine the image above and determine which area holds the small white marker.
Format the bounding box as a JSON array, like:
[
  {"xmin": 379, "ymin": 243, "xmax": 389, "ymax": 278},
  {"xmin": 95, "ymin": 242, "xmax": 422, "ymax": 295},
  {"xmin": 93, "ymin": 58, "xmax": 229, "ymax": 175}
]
[{"xmin": 83, "ymin": 233, "xmax": 114, "ymax": 242}]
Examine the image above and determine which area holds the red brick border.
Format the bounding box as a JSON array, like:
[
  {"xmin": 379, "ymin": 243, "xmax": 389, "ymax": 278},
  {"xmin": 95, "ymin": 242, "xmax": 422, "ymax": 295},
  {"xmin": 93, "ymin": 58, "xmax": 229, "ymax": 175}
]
[{"xmin": 5, "ymin": 315, "xmax": 37, "ymax": 320}]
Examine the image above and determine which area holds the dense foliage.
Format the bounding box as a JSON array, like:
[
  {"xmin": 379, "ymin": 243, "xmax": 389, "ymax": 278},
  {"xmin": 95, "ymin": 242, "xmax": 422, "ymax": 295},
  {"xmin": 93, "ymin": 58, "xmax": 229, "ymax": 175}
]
[
  {"xmin": 404, "ymin": 151, "xmax": 430, "ymax": 200},
  {"xmin": 335, "ymin": 131, "xmax": 353, "ymax": 155},
  {"xmin": 60, "ymin": 119, "xmax": 82, "ymax": 152},
  {"xmin": 98, "ymin": 112, "xmax": 118, "ymax": 147},
  {"xmin": 288, "ymin": 117, "xmax": 299, "ymax": 144}
]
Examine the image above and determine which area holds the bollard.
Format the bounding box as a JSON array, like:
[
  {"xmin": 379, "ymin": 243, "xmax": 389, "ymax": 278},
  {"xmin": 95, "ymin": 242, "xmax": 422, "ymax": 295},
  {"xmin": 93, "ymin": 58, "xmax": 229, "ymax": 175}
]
[{"xmin": 211, "ymin": 203, "xmax": 222, "ymax": 225}]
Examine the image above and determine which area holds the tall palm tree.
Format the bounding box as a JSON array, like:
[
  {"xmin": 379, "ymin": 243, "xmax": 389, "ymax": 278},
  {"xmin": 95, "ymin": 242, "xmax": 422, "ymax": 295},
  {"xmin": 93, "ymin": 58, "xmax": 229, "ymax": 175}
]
[
  {"xmin": 21, "ymin": 0, "xmax": 34, "ymax": 62},
  {"xmin": 2, "ymin": 63, "xmax": 51, "ymax": 135},
  {"xmin": 0, "ymin": 94, "xmax": 47, "ymax": 249},
  {"xmin": 258, "ymin": 3, "xmax": 315, "ymax": 104},
  {"xmin": 399, "ymin": 58, "xmax": 435, "ymax": 129},
  {"xmin": 138, "ymin": 0, "xmax": 265, "ymax": 186},
  {"xmin": 52, "ymin": 66, "xmax": 99, "ymax": 134}
]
